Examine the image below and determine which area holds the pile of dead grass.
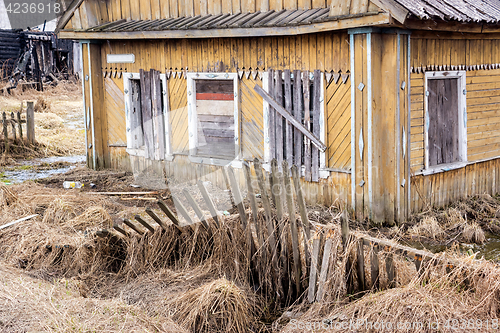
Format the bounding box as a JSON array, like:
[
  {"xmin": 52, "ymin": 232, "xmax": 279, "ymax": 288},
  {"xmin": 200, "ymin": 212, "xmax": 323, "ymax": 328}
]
[
  {"xmin": 284, "ymin": 254, "xmax": 500, "ymax": 333},
  {"xmin": 408, "ymin": 195, "xmax": 500, "ymax": 244},
  {"xmin": 0, "ymin": 264, "xmax": 187, "ymax": 333}
]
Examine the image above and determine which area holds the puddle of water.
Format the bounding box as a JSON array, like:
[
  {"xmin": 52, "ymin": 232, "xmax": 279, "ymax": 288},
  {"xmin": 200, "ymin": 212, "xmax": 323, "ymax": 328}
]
[
  {"xmin": 403, "ymin": 232, "xmax": 500, "ymax": 262},
  {"xmin": 1, "ymin": 155, "xmax": 85, "ymax": 184}
]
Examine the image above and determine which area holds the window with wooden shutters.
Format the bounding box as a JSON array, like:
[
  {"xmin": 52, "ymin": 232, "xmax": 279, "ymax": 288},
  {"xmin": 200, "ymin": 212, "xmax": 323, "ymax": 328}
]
[
  {"xmin": 424, "ymin": 71, "xmax": 467, "ymax": 169},
  {"xmin": 187, "ymin": 73, "xmax": 239, "ymax": 163},
  {"xmin": 123, "ymin": 70, "xmax": 171, "ymax": 160},
  {"xmin": 262, "ymin": 69, "xmax": 326, "ymax": 182}
]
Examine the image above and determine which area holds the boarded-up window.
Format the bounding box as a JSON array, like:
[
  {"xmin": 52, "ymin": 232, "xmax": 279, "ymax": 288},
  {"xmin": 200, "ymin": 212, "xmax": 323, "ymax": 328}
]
[
  {"xmin": 195, "ymin": 79, "xmax": 235, "ymax": 159},
  {"xmin": 125, "ymin": 70, "xmax": 170, "ymax": 160},
  {"xmin": 427, "ymin": 78, "xmax": 460, "ymax": 166}
]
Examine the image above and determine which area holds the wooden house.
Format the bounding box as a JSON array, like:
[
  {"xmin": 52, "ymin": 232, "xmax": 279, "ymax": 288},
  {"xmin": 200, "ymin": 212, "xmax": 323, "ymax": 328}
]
[{"xmin": 57, "ymin": 0, "xmax": 500, "ymax": 223}]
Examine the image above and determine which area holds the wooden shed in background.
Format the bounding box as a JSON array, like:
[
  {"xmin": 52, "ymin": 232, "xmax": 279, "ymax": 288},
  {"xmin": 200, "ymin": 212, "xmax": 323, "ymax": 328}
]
[{"xmin": 57, "ymin": 0, "xmax": 500, "ymax": 223}]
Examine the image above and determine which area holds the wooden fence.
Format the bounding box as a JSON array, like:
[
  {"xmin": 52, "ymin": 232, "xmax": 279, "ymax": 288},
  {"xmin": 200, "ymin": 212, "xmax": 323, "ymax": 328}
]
[
  {"xmin": 0, "ymin": 101, "xmax": 35, "ymax": 153},
  {"xmin": 97, "ymin": 158, "xmax": 465, "ymax": 303}
]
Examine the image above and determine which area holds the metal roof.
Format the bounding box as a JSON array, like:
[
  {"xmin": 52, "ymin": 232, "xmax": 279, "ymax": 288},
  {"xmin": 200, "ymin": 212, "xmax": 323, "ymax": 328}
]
[
  {"xmin": 87, "ymin": 8, "xmax": 333, "ymax": 32},
  {"xmin": 395, "ymin": 0, "xmax": 500, "ymax": 23}
]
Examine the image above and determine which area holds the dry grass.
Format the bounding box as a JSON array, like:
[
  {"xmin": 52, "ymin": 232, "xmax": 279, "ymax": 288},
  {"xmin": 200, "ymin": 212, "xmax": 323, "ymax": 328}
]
[
  {"xmin": 409, "ymin": 216, "xmax": 445, "ymax": 240},
  {"xmin": 0, "ymin": 182, "xmax": 267, "ymax": 332},
  {"xmin": 0, "ymin": 264, "xmax": 188, "ymax": 333},
  {"xmin": 0, "ymin": 80, "xmax": 84, "ymax": 157}
]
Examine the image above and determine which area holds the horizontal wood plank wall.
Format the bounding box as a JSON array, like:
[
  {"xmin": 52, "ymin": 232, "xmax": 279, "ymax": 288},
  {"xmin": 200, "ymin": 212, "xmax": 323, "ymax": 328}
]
[
  {"xmin": 240, "ymin": 76, "xmax": 265, "ymax": 160},
  {"xmin": 326, "ymin": 73, "xmax": 351, "ymax": 169},
  {"xmin": 466, "ymin": 69, "xmax": 500, "ymax": 161},
  {"xmin": 69, "ymin": 0, "xmax": 339, "ymax": 29},
  {"xmin": 410, "ymin": 69, "xmax": 500, "ymax": 173},
  {"xmin": 410, "ymin": 73, "xmax": 424, "ymax": 172},
  {"xmin": 411, "ymin": 34, "xmax": 500, "ymax": 72},
  {"xmin": 104, "ymin": 77, "xmax": 127, "ymax": 146},
  {"xmin": 411, "ymin": 158, "xmax": 500, "ymax": 212},
  {"xmin": 99, "ymin": 33, "xmax": 350, "ymax": 74}
]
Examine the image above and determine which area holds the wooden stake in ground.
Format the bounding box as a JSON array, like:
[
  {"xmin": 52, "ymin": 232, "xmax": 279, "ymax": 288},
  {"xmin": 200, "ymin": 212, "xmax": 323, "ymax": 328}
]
[
  {"xmin": 357, "ymin": 238, "xmax": 366, "ymax": 291},
  {"xmin": 316, "ymin": 230, "xmax": 334, "ymax": 302},
  {"xmin": 16, "ymin": 111, "xmax": 23, "ymax": 142},
  {"xmin": 122, "ymin": 218, "xmax": 145, "ymax": 235},
  {"xmin": 3, "ymin": 112, "xmax": 9, "ymax": 153},
  {"xmin": 134, "ymin": 215, "xmax": 155, "ymax": 233},
  {"xmin": 227, "ymin": 166, "xmax": 247, "ymax": 229},
  {"xmin": 145, "ymin": 208, "xmax": 168, "ymax": 230},
  {"xmin": 371, "ymin": 243, "xmax": 380, "ymax": 290},
  {"xmin": 157, "ymin": 199, "xmax": 182, "ymax": 230},
  {"xmin": 307, "ymin": 231, "xmax": 321, "ymax": 303},
  {"xmin": 291, "ymin": 165, "xmax": 311, "ymax": 265},
  {"xmin": 26, "ymin": 101, "xmax": 34, "ymax": 144},
  {"xmin": 243, "ymin": 161, "xmax": 262, "ymax": 247}
]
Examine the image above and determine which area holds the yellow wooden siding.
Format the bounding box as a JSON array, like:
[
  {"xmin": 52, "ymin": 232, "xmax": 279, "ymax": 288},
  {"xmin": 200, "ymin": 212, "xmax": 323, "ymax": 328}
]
[
  {"xmin": 240, "ymin": 77, "xmax": 265, "ymax": 160},
  {"xmin": 411, "ymin": 158, "xmax": 500, "ymax": 212},
  {"xmin": 466, "ymin": 69, "xmax": 500, "ymax": 161},
  {"xmin": 169, "ymin": 77, "xmax": 189, "ymax": 154},
  {"xmin": 411, "ymin": 35, "xmax": 500, "ymax": 71},
  {"xmin": 99, "ymin": 33, "xmax": 350, "ymax": 74},
  {"xmin": 104, "ymin": 77, "xmax": 127, "ymax": 145},
  {"xmin": 326, "ymin": 75, "xmax": 351, "ymax": 169},
  {"xmin": 410, "ymin": 73, "xmax": 425, "ymax": 172},
  {"xmin": 410, "ymin": 69, "xmax": 500, "ymax": 172}
]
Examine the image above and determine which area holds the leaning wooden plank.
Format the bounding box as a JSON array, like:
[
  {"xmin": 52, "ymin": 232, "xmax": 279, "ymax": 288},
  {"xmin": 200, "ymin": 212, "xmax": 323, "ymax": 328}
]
[
  {"xmin": 227, "ymin": 166, "xmax": 247, "ymax": 229},
  {"xmin": 122, "ymin": 218, "xmax": 145, "ymax": 235},
  {"xmin": 386, "ymin": 252, "xmax": 396, "ymax": 288},
  {"xmin": 182, "ymin": 189, "xmax": 210, "ymax": 231},
  {"xmin": 371, "ymin": 243, "xmax": 380, "ymax": 290},
  {"xmin": 197, "ymin": 180, "xmax": 220, "ymax": 227},
  {"xmin": 135, "ymin": 215, "xmax": 155, "ymax": 233},
  {"xmin": 271, "ymin": 159, "xmax": 283, "ymax": 221},
  {"xmin": 145, "ymin": 208, "xmax": 168, "ymax": 230},
  {"xmin": 243, "ymin": 161, "xmax": 262, "ymax": 248},
  {"xmin": 268, "ymin": 69, "xmax": 276, "ymax": 160},
  {"xmin": 254, "ymin": 158, "xmax": 279, "ymax": 282},
  {"xmin": 293, "ymin": 70, "xmax": 302, "ymax": 168},
  {"xmin": 357, "ymin": 238, "xmax": 366, "ymax": 291},
  {"xmin": 303, "ymin": 71, "xmax": 311, "ymax": 182},
  {"xmin": 140, "ymin": 69, "xmax": 154, "ymax": 159},
  {"xmin": 171, "ymin": 195, "xmax": 196, "ymax": 226},
  {"xmin": 284, "ymin": 69, "xmax": 293, "ymax": 167},
  {"xmin": 113, "ymin": 224, "xmax": 129, "ymax": 237},
  {"xmin": 307, "ymin": 233, "xmax": 321, "ymax": 303},
  {"xmin": 275, "ymin": 70, "xmax": 284, "ymax": 163},
  {"xmin": 291, "ymin": 165, "xmax": 311, "ymax": 240},
  {"xmin": 88, "ymin": 191, "xmax": 158, "ymax": 195},
  {"xmin": 0, "ymin": 214, "xmax": 38, "ymax": 230},
  {"xmin": 316, "ymin": 230, "xmax": 334, "ymax": 302},
  {"xmin": 157, "ymin": 200, "xmax": 182, "ymax": 229},
  {"xmin": 254, "ymin": 85, "xmax": 326, "ymax": 152},
  {"xmin": 311, "ymin": 70, "xmax": 321, "ymax": 182},
  {"xmin": 283, "ymin": 160, "xmax": 301, "ymax": 295}
]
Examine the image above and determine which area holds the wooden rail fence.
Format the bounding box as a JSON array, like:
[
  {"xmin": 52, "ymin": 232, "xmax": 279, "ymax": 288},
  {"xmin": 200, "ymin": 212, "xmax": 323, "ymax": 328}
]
[
  {"xmin": 94, "ymin": 158, "xmax": 468, "ymax": 303},
  {"xmin": 0, "ymin": 101, "xmax": 35, "ymax": 153}
]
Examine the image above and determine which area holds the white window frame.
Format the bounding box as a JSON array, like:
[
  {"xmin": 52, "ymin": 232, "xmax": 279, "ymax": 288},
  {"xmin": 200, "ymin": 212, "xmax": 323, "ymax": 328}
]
[
  {"xmin": 123, "ymin": 72, "xmax": 172, "ymax": 160},
  {"xmin": 262, "ymin": 71, "xmax": 327, "ymax": 177},
  {"xmin": 424, "ymin": 70, "xmax": 467, "ymax": 173},
  {"xmin": 186, "ymin": 72, "xmax": 240, "ymax": 167}
]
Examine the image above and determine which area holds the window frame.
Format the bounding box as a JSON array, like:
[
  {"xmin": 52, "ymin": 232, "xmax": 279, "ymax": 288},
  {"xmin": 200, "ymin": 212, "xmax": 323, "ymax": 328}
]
[
  {"xmin": 262, "ymin": 71, "xmax": 327, "ymax": 177},
  {"xmin": 423, "ymin": 71, "xmax": 467, "ymax": 173},
  {"xmin": 123, "ymin": 72, "xmax": 172, "ymax": 160},
  {"xmin": 186, "ymin": 72, "xmax": 240, "ymax": 166}
]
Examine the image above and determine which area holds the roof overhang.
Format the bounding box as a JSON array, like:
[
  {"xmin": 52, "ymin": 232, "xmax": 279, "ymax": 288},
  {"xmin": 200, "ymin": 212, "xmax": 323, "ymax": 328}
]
[{"xmin": 58, "ymin": 12, "xmax": 392, "ymax": 40}]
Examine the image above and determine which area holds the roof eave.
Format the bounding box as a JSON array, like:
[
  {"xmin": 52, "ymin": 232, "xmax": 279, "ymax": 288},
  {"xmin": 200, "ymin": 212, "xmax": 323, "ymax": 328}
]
[{"xmin": 58, "ymin": 12, "xmax": 392, "ymax": 40}]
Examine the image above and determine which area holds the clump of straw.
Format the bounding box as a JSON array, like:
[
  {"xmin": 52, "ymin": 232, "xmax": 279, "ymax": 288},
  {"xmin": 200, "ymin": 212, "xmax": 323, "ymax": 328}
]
[
  {"xmin": 0, "ymin": 183, "xmax": 18, "ymax": 207},
  {"xmin": 462, "ymin": 221, "xmax": 486, "ymax": 244},
  {"xmin": 172, "ymin": 278, "xmax": 259, "ymax": 333},
  {"xmin": 409, "ymin": 216, "xmax": 445, "ymax": 240}
]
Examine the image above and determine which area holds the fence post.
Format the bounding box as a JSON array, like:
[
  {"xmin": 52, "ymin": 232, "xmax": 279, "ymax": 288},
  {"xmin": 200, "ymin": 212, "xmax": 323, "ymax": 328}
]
[
  {"xmin": 2, "ymin": 112, "xmax": 8, "ymax": 153},
  {"xmin": 16, "ymin": 111, "xmax": 23, "ymax": 142},
  {"xmin": 26, "ymin": 101, "xmax": 34, "ymax": 144},
  {"xmin": 10, "ymin": 112, "xmax": 16, "ymax": 142}
]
